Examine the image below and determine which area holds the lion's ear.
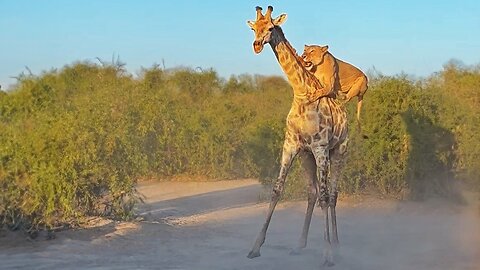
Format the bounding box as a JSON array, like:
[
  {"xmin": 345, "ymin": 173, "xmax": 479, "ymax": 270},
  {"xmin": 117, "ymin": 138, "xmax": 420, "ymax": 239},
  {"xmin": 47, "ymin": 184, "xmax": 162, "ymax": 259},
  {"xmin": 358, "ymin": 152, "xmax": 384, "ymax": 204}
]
[{"xmin": 321, "ymin": 45, "xmax": 329, "ymax": 52}]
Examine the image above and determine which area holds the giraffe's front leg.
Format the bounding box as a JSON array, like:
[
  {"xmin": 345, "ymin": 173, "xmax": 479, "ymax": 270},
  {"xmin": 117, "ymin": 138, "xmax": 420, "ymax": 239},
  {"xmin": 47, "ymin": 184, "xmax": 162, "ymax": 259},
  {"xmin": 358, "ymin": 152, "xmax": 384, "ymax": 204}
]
[{"xmin": 247, "ymin": 139, "xmax": 299, "ymax": 259}]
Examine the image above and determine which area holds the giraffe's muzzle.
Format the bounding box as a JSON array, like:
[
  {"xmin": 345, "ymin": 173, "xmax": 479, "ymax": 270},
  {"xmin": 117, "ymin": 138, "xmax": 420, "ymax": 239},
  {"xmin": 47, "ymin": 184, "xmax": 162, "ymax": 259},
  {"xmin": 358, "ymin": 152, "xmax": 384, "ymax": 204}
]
[{"xmin": 253, "ymin": 41, "xmax": 264, "ymax": 54}]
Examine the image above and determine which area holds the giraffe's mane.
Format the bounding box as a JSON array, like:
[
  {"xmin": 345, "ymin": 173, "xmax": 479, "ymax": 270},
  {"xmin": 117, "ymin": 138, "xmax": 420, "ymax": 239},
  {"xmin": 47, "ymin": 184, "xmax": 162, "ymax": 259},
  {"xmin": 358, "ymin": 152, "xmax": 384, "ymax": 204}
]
[
  {"xmin": 274, "ymin": 26, "xmax": 325, "ymax": 89},
  {"xmin": 273, "ymin": 27, "xmax": 300, "ymax": 60}
]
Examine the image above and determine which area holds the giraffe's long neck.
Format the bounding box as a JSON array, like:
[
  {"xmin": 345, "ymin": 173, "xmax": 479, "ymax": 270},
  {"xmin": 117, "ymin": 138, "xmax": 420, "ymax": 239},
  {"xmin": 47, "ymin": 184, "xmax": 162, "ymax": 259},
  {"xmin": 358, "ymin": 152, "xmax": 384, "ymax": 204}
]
[{"xmin": 269, "ymin": 27, "xmax": 322, "ymax": 99}]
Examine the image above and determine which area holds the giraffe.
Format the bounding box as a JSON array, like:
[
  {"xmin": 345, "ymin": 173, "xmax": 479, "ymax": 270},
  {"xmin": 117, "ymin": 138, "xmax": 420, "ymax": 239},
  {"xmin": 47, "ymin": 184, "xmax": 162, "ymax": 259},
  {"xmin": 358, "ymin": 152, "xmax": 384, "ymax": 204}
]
[{"xmin": 246, "ymin": 6, "xmax": 348, "ymax": 266}]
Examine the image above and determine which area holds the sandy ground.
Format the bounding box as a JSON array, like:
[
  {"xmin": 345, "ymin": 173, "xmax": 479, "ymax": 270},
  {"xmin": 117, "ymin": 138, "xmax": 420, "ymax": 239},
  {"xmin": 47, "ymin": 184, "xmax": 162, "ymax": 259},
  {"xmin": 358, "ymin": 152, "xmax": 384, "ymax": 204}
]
[{"xmin": 1, "ymin": 179, "xmax": 479, "ymax": 270}]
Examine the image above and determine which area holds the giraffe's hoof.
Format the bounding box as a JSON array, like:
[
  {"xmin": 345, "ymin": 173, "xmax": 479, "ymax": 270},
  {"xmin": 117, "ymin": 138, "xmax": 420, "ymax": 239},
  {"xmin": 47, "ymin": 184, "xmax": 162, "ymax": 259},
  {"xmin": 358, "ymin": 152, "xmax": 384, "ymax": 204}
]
[
  {"xmin": 323, "ymin": 260, "xmax": 335, "ymax": 267},
  {"xmin": 247, "ymin": 250, "xmax": 261, "ymax": 259},
  {"xmin": 289, "ymin": 247, "xmax": 303, "ymax": 255}
]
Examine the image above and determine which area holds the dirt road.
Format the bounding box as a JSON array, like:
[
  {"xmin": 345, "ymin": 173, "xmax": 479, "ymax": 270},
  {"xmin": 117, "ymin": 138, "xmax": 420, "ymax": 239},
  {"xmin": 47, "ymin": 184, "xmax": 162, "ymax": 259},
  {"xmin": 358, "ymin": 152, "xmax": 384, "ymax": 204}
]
[{"xmin": 1, "ymin": 179, "xmax": 479, "ymax": 269}]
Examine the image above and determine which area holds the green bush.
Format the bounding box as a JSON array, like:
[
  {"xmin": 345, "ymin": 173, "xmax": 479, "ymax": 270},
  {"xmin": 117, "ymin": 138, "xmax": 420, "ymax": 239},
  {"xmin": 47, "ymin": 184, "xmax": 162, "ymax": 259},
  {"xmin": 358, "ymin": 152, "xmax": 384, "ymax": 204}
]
[
  {"xmin": 1, "ymin": 60, "xmax": 479, "ymax": 231},
  {"xmin": 0, "ymin": 62, "xmax": 143, "ymax": 231},
  {"xmin": 340, "ymin": 65, "xmax": 480, "ymax": 198}
]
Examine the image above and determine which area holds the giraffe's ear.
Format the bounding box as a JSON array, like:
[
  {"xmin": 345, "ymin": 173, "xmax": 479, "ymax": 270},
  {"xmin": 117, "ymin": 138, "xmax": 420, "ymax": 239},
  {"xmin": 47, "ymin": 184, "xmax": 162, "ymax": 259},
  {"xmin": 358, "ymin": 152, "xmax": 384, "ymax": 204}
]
[
  {"xmin": 247, "ymin": 20, "xmax": 255, "ymax": 29},
  {"xmin": 272, "ymin": 13, "xmax": 287, "ymax": 26}
]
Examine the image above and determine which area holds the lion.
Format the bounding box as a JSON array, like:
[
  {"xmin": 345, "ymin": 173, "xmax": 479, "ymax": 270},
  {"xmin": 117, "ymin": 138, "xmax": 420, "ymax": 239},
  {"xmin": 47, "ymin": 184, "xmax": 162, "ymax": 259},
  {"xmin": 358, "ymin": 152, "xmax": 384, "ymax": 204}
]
[{"xmin": 301, "ymin": 44, "xmax": 368, "ymax": 131}]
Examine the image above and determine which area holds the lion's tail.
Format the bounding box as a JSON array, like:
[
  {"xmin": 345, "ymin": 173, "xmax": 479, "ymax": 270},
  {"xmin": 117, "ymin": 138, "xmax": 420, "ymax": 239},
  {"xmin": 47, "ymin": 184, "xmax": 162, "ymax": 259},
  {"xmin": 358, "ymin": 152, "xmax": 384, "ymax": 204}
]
[{"xmin": 356, "ymin": 95, "xmax": 369, "ymax": 139}]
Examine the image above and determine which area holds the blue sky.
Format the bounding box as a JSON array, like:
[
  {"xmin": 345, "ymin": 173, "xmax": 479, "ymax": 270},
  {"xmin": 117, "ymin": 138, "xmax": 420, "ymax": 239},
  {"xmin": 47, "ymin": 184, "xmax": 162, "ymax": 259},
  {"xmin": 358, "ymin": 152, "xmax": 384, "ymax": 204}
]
[{"xmin": 1, "ymin": 0, "xmax": 479, "ymax": 89}]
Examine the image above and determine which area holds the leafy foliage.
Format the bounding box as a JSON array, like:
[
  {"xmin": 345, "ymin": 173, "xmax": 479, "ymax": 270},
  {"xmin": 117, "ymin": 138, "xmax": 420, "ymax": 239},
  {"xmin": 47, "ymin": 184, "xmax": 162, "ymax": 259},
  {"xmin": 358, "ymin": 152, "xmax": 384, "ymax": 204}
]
[
  {"xmin": 341, "ymin": 64, "xmax": 480, "ymax": 198},
  {"xmin": 1, "ymin": 60, "xmax": 479, "ymax": 230}
]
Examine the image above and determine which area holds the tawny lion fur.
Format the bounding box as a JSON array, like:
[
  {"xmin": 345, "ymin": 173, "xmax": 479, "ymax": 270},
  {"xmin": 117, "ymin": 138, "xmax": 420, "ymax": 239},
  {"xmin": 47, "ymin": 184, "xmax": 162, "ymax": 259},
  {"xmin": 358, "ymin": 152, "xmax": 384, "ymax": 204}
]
[{"xmin": 301, "ymin": 45, "xmax": 368, "ymax": 127}]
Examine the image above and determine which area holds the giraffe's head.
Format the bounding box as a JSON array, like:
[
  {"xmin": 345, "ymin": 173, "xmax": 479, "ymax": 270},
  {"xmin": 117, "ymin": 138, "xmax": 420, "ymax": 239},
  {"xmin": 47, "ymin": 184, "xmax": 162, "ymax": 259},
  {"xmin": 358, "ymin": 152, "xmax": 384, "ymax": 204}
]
[
  {"xmin": 247, "ymin": 6, "xmax": 287, "ymax": 54},
  {"xmin": 301, "ymin": 45, "xmax": 330, "ymax": 71}
]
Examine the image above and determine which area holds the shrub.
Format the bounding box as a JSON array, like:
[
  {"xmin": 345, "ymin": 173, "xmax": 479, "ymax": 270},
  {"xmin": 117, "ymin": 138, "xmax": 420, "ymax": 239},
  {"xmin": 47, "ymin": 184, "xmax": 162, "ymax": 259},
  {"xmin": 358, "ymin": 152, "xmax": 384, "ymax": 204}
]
[{"xmin": 1, "ymin": 60, "xmax": 479, "ymax": 230}]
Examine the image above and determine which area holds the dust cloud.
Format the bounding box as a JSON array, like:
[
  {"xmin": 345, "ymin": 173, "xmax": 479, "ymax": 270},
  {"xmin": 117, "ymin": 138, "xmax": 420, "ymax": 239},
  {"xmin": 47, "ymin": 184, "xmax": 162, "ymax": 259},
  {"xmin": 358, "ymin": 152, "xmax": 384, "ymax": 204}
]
[{"xmin": 1, "ymin": 180, "xmax": 478, "ymax": 269}]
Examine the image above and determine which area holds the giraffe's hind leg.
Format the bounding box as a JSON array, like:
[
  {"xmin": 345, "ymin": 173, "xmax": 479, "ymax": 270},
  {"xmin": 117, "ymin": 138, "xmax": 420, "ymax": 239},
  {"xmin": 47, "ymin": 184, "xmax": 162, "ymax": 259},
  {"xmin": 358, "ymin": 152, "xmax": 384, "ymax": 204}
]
[
  {"xmin": 311, "ymin": 145, "xmax": 334, "ymax": 266},
  {"xmin": 290, "ymin": 151, "xmax": 318, "ymax": 255},
  {"xmin": 329, "ymin": 140, "xmax": 347, "ymax": 245}
]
